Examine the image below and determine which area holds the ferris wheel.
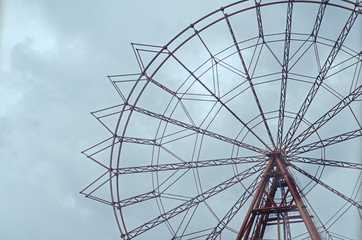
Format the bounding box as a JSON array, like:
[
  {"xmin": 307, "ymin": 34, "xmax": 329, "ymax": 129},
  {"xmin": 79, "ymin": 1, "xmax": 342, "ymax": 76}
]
[{"xmin": 81, "ymin": 0, "xmax": 362, "ymax": 239}]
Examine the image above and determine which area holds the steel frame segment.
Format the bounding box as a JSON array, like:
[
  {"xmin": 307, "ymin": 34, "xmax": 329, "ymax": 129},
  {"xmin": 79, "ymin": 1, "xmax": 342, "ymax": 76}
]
[
  {"xmin": 252, "ymin": 205, "xmax": 299, "ymax": 215},
  {"xmin": 288, "ymin": 156, "xmax": 362, "ymax": 170},
  {"xmin": 167, "ymin": 42, "xmax": 273, "ymax": 152},
  {"xmin": 124, "ymin": 162, "xmax": 266, "ymax": 239},
  {"xmin": 82, "ymin": 148, "xmax": 112, "ymax": 170},
  {"xmin": 236, "ymin": 154, "xmax": 321, "ymax": 240},
  {"xmin": 117, "ymin": 168, "xmax": 192, "ymax": 208},
  {"xmin": 282, "ymin": 5, "xmax": 360, "ymax": 147},
  {"xmin": 277, "ymin": 0, "xmax": 294, "ymax": 149},
  {"xmin": 116, "ymin": 135, "xmax": 160, "ymax": 146},
  {"xmin": 274, "ymin": 157, "xmax": 321, "ymax": 239},
  {"xmin": 311, "ymin": 0, "xmax": 330, "ymax": 41},
  {"xmin": 255, "ymin": 0, "xmax": 264, "ymax": 40},
  {"xmin": 206, "ymin": 174, "xmax": 262, "ymax": 239},
  {"xmin": 80, "ymin": 170, "xmax": 114, "ymax": 206},
  {"xmin": 80, "ymin": 170, "xmax": 120, "ymax": 207},
  {"xmin": 131, "ymin": 43, "xmax": 168, "ymax": 71},
  {"xmin": 236, "ymin": 158, "xmax": 275, "ymax": 239},
  {"xmin": 290, "ymin": 129, "xmax": 362, "ymax": 155},
  {"xmin": 146, "ymin": 74, "xmax": 178, "ymax": 97},
  {"xmin": 289, "ymin": 163, "xmax": 362, "ymax": 209},
  {"xmin": 129, "ymin": 105, "xmax": 268, "ymax": 154},
  {"xmin": 114, "ymin": 155, "xmax": 266, "ymax": 175},
  {"xmin": 223, "ymin": 10, "xmax": 276, "ymax": 149},
  {"xmin": 252, "ymin": 178, "xmax": 279, "ymax": 239},
  {"xmin": 278, "ymin": 0, "xmax": 329, "ymax": 74},
  {"xmin": 117, "ymin": 191, "xmax": 159, "ymax": 208},
  {"xmin": 110, "ymin": 71, "xmax": 178, "ymax": 100},
  {"xmin": 350, "ymin": 53, "xmax": 362, "ymax": 92},
  {"xmin": 91, "ymin": 107, "xmax": 126, "ymax": 136},
  {"xmin": 286, "ymin": 84, "xmax": 362, "ymax": 151}
]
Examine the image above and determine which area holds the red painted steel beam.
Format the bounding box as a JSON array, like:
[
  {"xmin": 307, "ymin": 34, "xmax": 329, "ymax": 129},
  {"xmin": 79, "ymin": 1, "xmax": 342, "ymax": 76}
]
[
  {"xmin": 252, "ymin": 204, "xmax": 298, "ymax": 214},
  {"xmin": 267, "ymin": 214, "xmax": 304, "ymax": 222},
  {"xmin": 274, "ymin": 156, "xmax": 321, "ymax": 239},
  {"xmin": 236, "ymin": 153, "xmax": 322, "ymax": 239},
  {"xmin": 236, "ymin": 158, "xmax": 275, "ymax": 239},
  {"xmin": 253, "ymin": 178, "xmax": 279, "ymax": 239}
]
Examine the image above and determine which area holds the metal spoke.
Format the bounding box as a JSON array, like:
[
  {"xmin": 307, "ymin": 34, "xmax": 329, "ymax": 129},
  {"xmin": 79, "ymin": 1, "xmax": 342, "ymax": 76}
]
[
  {"xmin": 206, "ymin": 174, "xmax": 262, "ymax": 239},
  {"xmin": 129, "ymin": 104, "xmax": 268, "ymax": 154},
  {"xmin": 147, "ymin": 74, "xmax": 178, "ymax": 96},
  {"xmin": 255, "ymin": 0, "xmax": 264, "ymax": 40},
  {"xmin": 80, "ymin": 170, "xmax": 118, "ymax": 206},
  {"xmin": 287, "ymin": 156, "xmax": 362, "ymax": 170},
  {"xmin": 80, "ymin": 170, "xmax": 114, "ymax": 206},
  {"xmin": 311, "ymin": 0, "xmax": 329, "ymax": 41},
  {"xmin": 114, "ymin": 155, "xmax": 266, "ymax": 175},
  {"xmin": 282, "ymin": 6, "xmax": 360, "ymax": 147},
  {"xmin": 290, "ymin": 129, "xmax": 362, "ymax": 155},
  {"xmin": 286, "ymin": 0, "xmax": 329, "ymax": 70},
  {"xmin": 286, "ymin": 85, "xmax": 362, "ymax": 151},
  {"xmin": 117, "ymin": 190, "xmax": 165, "ymax": 208},
  {"xmin": 116, "ymin": 135, "xmax": 160, "ymax": 146},
  {"xmin": 289, "ymin": 163, "xmax": 362, "ymax": 209},
  {"xmin": 223, "ymin": 10, "xmax": 276, "ymax": 149},
  {"xmin": 168, "ymin": 46, "xmax": 273, "ymax": 151},
  {"xmin": 350, "ymin": 54, "xmax": 362, "ymax": 93},
  {"xmin": 124, "ymin": 162, "xmax": 266, "ymax": 239},
  {"xmin": 277, "ymin": 0, "xmax": 294, "ymax": 148},
  {"xmin": 118, "ymin": 169, "xmax": 191, "ymax": 208}
]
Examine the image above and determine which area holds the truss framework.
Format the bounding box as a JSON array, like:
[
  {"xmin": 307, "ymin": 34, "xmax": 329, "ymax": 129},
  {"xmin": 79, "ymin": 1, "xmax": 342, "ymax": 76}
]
[{"xmin": 82, "ymin": 1, "xmax": 362, "ymax": 239}]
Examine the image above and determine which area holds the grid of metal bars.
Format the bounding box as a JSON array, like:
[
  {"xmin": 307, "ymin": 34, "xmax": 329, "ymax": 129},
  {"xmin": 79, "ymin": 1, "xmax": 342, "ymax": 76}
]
[{"xmin": 81, "ymin": 1, "xmax": 362, "ymax": 239}]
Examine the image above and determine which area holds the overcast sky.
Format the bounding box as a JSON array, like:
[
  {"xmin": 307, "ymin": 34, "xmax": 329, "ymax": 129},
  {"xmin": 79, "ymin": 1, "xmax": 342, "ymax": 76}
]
[
  {"xmin": 0, "ymin": 1, "xmax": 239, "ymax": 239},
  {"xmin": 0, "ymin": 0, "xmax": 361, "ymax": 239}
]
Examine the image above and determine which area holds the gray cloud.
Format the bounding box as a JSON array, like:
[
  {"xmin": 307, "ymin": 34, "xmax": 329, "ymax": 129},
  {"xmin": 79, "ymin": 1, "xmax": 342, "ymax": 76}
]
[
  {"xmin": 0, "ymin": 1, "xmax": 237, "ymax": 239},
  {"xmin": 1, "ymin": 0, "xmax": 360, "ymax": 239}
]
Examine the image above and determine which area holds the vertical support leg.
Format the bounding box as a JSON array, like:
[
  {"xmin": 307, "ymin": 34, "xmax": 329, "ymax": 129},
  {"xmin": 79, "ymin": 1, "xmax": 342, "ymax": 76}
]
[
  {"xmin": 275, "ymin": 156, "xmax": 321, "ymax": 240},
  {"xmin": 236, "ymin": 159, "xmax": 275, "ymax": 240},
  {"xmin": 236, "ymin": 154, "xmax": 322, "ymax": 240}
]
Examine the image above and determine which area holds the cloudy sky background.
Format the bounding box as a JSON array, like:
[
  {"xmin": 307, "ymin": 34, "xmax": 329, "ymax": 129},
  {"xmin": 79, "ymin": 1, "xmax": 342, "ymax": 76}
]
[
  {"xmin": 1, "ymin": 0, "xmax": 361, "ymax": 239},
  {"xmin": 0, "ymin": 1, "xmax": 240, "ymax": 239}
]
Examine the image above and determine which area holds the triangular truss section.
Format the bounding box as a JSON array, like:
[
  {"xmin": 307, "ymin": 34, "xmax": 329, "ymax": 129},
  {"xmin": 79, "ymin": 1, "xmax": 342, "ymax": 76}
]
[
  {"xmin": 91, "ymin": 103, "xmax": 129, "ymax": 134},
  {"xmin": 236, "ymin": 152, "xmax": 321, "ymax": 240},
  {"xmin": 108, "ymin": 73, "xmax": 147, "ymax": 102},
  {"xmin": 132, "ymin": 43, "xmax": 170, "ymax": 72},
  {"xmin": 79, "ymin": 169, "xmax": 115, "ymax": 206}
]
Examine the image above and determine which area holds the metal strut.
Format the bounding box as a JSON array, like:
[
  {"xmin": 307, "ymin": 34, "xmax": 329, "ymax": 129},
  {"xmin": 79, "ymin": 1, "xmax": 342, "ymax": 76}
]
[{"xmin": 236, "ymin": 153, "xmax": 321, "ymax": 240}]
